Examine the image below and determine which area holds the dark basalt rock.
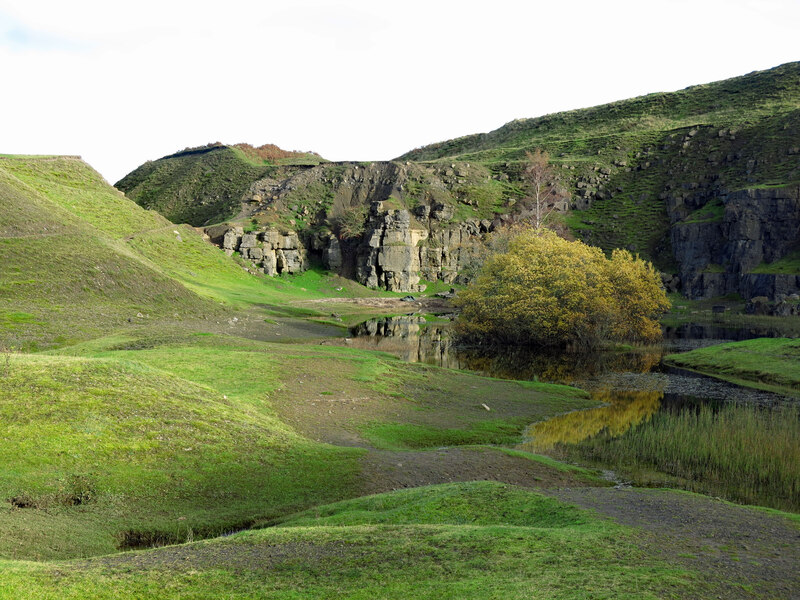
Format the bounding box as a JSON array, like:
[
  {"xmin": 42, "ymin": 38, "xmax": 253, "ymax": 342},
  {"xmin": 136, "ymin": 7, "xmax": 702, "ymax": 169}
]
[{"xmin": 671, "ymin": 185, "xmax": 800, "ymax": 300}]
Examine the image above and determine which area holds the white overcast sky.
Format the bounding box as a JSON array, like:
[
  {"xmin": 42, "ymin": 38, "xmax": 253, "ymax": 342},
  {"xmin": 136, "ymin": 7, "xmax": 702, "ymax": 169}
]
[{"xmin": 1, "ymin": 0, "xmax": 798, "ymax": 183}]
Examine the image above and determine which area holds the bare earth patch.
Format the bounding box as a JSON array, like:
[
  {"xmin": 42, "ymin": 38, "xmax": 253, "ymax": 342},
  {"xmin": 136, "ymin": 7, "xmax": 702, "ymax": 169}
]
[{"xmin": 358, "ymin": 447, "xmax": 599, "ymax": 495}]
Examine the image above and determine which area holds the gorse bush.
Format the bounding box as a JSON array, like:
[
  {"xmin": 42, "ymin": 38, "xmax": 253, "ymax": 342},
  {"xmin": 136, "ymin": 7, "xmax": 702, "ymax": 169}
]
[
  {"xmin": 454, "ymin": 229, "xmax": 669, "ymax": 347},
  {"xmin": 233, "ymin": 143, "xmax": 318, "ymax": 163}
]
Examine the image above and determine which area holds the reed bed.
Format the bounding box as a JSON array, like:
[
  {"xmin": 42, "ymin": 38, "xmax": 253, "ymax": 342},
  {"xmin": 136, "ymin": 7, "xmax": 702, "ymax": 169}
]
[{"xmin": 565, "ymin": 404, "xmax": 800, "ymax": 511}]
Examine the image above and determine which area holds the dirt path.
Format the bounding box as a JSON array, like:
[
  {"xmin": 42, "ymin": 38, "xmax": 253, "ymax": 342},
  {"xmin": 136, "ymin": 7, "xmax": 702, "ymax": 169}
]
[
  {"xmin": 542, "ymin": 486, "xmax": 800, "ymax": 599},
  {"xmin": 358, "ymin": 447, "xmax": 598, "ymax": 495}
]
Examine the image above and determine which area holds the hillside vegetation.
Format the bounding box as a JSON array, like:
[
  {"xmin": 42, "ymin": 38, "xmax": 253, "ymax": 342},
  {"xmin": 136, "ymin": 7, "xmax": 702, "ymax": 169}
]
[
  {"xmin": 0, "ymin": 156, "xmax": 228, "ymax": 349},
  {"xmin": 400, "ymin": 61, "xmax": 800, "ymax": 265},
  {"xmin": 0, "ymin": 482, "xmax": 699, "ymax": 599},
  {"xmin": 116, "ymin": 143, "xmax": 325, "ymax": 226}
]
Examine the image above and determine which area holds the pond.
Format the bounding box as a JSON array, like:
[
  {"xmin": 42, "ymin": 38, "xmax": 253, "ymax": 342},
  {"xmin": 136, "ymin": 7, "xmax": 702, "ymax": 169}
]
[{"xmin": 348, "ymin": 315, "xmax": 793, "ymax": 451}]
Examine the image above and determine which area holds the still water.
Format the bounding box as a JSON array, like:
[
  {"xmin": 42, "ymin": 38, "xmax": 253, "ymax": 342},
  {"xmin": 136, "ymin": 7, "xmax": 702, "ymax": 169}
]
[{"xmin": 348, "ymin": 316, "xmax": 791, "ymax": 451}]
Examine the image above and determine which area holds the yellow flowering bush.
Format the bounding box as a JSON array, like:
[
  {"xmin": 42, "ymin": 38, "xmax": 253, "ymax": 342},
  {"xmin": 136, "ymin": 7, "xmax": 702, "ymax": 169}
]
[{"xmin": 454, "ymin": 229, "xmax": 669, "ymax": 347}]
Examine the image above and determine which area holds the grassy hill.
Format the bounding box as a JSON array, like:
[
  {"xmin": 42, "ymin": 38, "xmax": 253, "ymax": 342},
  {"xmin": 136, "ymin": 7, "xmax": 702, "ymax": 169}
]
[
  {"xmin": 399, "ymin": 62, "xmax": 800, "ymax": 165},
  {"xmin": 0, "ymin": 156, "xmax": 233, "ymax": 350},
  {"xmin": 116, "ymin": 143, "xmax": 325, "ymax": 226},
  {"xmin": 0, "ymin": 154, "xmax": 389, "ymax": 350},
  {"xmin": 400, "ymin": 62, "xmax": 800, "ymax": 266}
]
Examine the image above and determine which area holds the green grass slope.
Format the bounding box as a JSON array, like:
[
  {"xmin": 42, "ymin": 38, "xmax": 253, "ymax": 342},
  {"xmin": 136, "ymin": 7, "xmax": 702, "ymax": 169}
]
[
  {"xmin": 0, "ymin": 155, "xmax": 370, "ymax": 349},
  {"xmin": 0, "ymin": 482, "xmax": 699, "ymax": 599},
  {"xmin": 665, "ymin": 337, "xmax": 800, "ymax": 396},
  {"xmin": 0, "ymin": 352, "xmax": 363, "ymax": 560},
  {"xmin": 400, "ymin": 62, "xmax": 800, "ymax": 165},
  {"xmin": 0, "ymin": 326, "xmax": 596, "ymax": 560},
  {"xmin": 0, "ymin": 156, "xmax": 233, "ymax": 349},
  {"xmin": 400, "ymin": 61, "xmax": 800, "ymax": 266}
]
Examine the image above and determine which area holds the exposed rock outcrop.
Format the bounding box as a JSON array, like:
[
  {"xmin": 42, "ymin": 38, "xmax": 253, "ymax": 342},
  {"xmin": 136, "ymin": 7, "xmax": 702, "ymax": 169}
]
[
  {"xmin": 671, "ymin": 185, "xmax": 800, "ymax": 300},
  {"xmin": 222, "ymin": 227, "xmax": 306, "ymax": 275},
  {"xmin": 345, "ymin": 202, "xmax": 491, "ymax": 292},
  {"xmin": 210, "ymin": 200, "xmax": 494, "ymax": 292},
  {"xmin": 355, "ymin": 204, "xmax": 428, "ymax": 292}
]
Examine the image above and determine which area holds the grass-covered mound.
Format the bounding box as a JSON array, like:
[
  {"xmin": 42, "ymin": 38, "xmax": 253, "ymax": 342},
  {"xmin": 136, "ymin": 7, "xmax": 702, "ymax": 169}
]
[
  {"xmin": 665, "ymin": 337, "xmax": 800, "ymax": 396},
  {"xmin": 0, "ymin": 157, "xmax": 228, "ymax": 349},
  {"xmin": 0, "ymin": 352, "xmax": 363, "ymax": 560},
  {"xmin": 275, "ymin": 480, "xmax": 592, "ymax": 528},
  {"xmin": 0, "ymin": 482, "xmax": 699, "ymax": 599},
  {"xmin": 0, "ymin": 155, "xmax": 287, "ymax": 349},
  {"xmin": 0, "ymin": 154, "xmax": 409, "ymax": 350}
]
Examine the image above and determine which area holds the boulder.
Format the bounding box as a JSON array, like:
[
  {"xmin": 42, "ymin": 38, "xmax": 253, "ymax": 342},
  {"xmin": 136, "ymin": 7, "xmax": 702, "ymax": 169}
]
[{"xmin": 223, "ymin": 230, "xmax": 242, "ymax": 250}]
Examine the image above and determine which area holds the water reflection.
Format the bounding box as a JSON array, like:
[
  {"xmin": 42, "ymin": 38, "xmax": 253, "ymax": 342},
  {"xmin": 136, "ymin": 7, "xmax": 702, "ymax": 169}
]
[
  {"xmin": 348, "ymin": 316, "xmax": 663, "ymax": 382},
  {"xmin": 348, "ymin": 316, "xmax": 788, "ymax": 448},
  {"xmin": 520, "ymin": 388, "xmax": 663, "ymax": 452},
  {"xmin": 348, "ymin": 316, "xmax": 463, "ymax": 369}
]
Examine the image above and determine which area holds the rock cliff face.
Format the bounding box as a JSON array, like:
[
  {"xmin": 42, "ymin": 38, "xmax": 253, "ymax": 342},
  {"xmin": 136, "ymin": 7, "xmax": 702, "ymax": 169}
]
[
  {"xmin": 201, "ymin": 159, "xmax": 512, "ymax": 291},
  {"xmin": 215, "ymin": 181, "xmax": 800, "ymax": 299},
  {"xmin": 347, "ymin": 202, "xmax": 490, "ymax": 291},
  {"xmin": 220, "ymin": 227, "xmax": 306, "ymax": 276},
  {"xmin": 355, "ymin": 205, "xmax": 428, "ymax": 292},
  {"xmin": 671, "ymin": 185, "xmax": 800, "ymax": 299},
  {"xmin": 210, "ymin": 200, "xmax": 493, "ymax": 292}
]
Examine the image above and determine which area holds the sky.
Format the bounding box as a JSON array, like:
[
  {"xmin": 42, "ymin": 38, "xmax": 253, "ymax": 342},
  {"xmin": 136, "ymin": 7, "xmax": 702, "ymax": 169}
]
[{"xmin": 1, "ymin": 0, "xmax": 798, "ymax": 184}]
